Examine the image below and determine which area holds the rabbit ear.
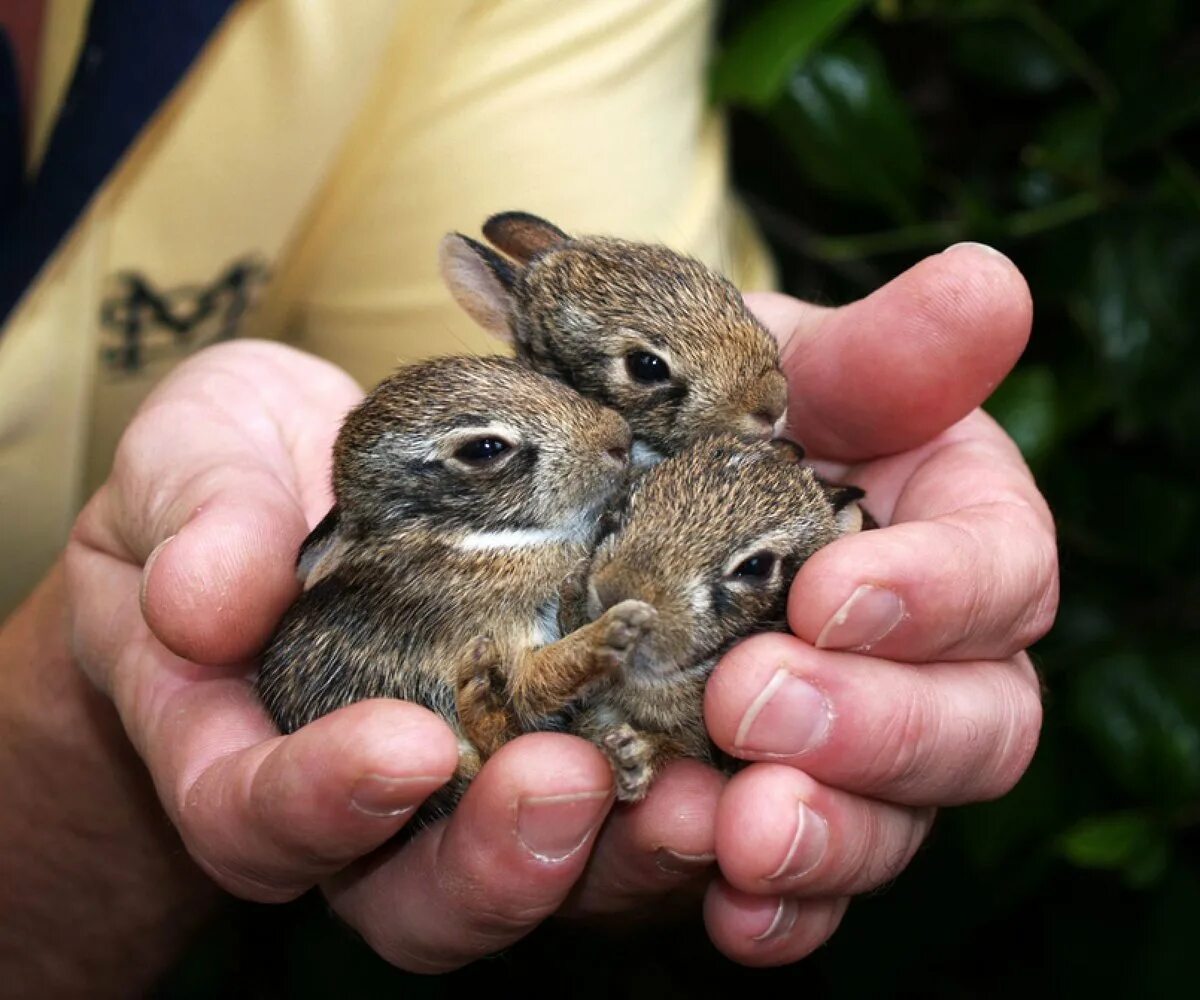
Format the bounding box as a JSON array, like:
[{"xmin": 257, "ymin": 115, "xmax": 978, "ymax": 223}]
[
  {"xmin": 824, "ymin": 483, "xmax": 868, "ymax": 535},
  {"xmin": 767, "ymin": 438, "xmax": 807, "ymax": 463},
  {"xmin": 439, "ymin": 233, "xmax": 519, "ymax": 339},
  {"xmin": 483, "ymin": 211, "xmax": 571, "ymax": 263},
  {"xmin": 296, "ymin": 504, "xmax": 349, "ymax": 588}
]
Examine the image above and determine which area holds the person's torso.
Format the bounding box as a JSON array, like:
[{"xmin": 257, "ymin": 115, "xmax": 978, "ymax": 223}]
[{"xmin": 0, "ymin": 0, "xmax": 773, "ymax": 616}]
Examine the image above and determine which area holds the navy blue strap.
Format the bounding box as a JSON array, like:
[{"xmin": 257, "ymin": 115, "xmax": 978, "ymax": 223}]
[
  {"xmin": 0, "ymin": 0, "xmax": 237, "ymax": 326},
  {"xmin": 0, "ymin": 30, "xmax": 21, "ymax": 223}
]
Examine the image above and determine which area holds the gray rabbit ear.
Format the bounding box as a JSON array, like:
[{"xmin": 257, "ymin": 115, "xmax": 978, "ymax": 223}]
[
  {"xmin": 767, "ymin": 438, "xmax": 806, "ymax": 463},
  {"xmin": 483, "ymin": 211, "xmax": 570, "ymax": 263},
  {"xmin": 825, "ymin": 484, "xmax": 868, "ymax": 535},
  {"xmin": 439, "ymin": 233, "xmax": 519, "ymax": 340},
  {"xmin": 296, "ymin": 504, "xmax": 348, "ymax": 588}
]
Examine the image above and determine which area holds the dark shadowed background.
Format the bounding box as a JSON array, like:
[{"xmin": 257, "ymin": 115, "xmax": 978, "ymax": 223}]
[{"xmin": 157, "ymin": 1, "xmax": 1200, "ymax": 995}]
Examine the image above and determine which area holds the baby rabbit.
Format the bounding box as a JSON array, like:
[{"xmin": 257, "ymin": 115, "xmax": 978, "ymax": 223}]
[
  {"xmin": 257, "ymin": 356, "xmax": 650, "ymax": 822},
  {"xmin": 459, "ymin": 435, "xmax": 866, "ymax": 802},
  {"xmin": 440, "ymin": 212, "xmax": 788, "ymax": 464}
]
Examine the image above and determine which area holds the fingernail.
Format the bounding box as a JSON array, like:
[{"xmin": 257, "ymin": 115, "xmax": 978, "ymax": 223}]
[
  {"xmin": 350, "ymin": 774, "xmax": 446, "ymax": 818},
  {"xmin": 517, "ymin": 790, "xmax": 611, "ymax": 863},
  {"xmin": 752, "ymin": 898, "xmax": 799, "ymax": 943},
  {"xmin": 139, "ymin": 534, "xmax": 176, "ymax": 608},
  {"xmin": 734, "ymin": 668, "xmax": 833, "ymax": 757},
  {"xmin": 766, "ymin": 801, "xmax": 829, "ymax": 881},
  {"xmin": 654, "ymin": 848, "xmax": 717, "ymax": 876},
  {"xmin": 942, "ymin": 241, "xmax": 1011, "ymax": 262},
  {"xmin": 816, "ymin": 585, "xmax": 905, "ymax": 651}
]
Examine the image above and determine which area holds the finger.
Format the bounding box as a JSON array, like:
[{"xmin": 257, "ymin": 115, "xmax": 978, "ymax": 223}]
[
  {"xmin": 560, "ymin": 759, "xmax": 724, "ymax": 917},
  {"xmin": 790, "ymin": 411, "xmax": 1059, "ymax": 662},
  {"xmin": 705, "ymin": 633, "xmax": 1042, "ymax": 806},
  {"xmin": 118, "ymin": 639, "xmax": 458, "ymax": 902},
  {"xmin": 73, "ymin": 473, "xmax": 303, "ymax": 676},
  {"xmin": 326, "ymin": 734, "xmax": 615, "ymax": 974},
  {"xmin": 182, "ymin": 699, "xmax": 460, "ymax": 899},
  {"xmin": 66, "ymin": 535, "xmax": 458, "ymax": 901},
  {"xmin": 703, "ymin": 880, "xmax": 849, "ymax": 967},
  {"xmin": 715, "ymin": 764, "xmax": 935, "ymax": 897},
  {"xmin": 90, "ymin": 340, "xmax": 360, "ymax": 666},
  {"xmin": 749, "ymin": 243, "xmax": 1032, "ymax": 461}
]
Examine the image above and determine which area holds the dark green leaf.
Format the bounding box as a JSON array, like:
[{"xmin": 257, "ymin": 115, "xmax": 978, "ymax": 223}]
[
  {"xmin": 1059, "ymin": 812, "xmax": 1158, "ymax": 866},
  {"xmin": 1058, "ymin": 812, "xmax": 1171, "ymax": 886},
  {"xmin": 1108, "ymin": 75, "xmax": 1200, "ymax": 157},
  {"xmin": 951, "ymin": 21, "xmax": 1068, "ymax": 94},
  {"xmin": 985, "ymin": 364, "xmax": 1057, "ymax": 463},
  {"xmin": 1032, "ymin": 103, "xmax": 1104, "ymax": 185},
  {"xmin": 769, "ymin": 35, "xmax": 923, "ymax": 221},
  {"xmin": 711, "ymin": 0, "xmax": 868, "ymax": 108},
  {"xmin": 1071, "ymin": 652, "xmax": 1200, "ymax": 805}
]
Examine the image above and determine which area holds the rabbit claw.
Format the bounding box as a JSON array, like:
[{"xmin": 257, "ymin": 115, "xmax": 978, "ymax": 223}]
[{"xmin": 602, "ymin": 723, "xmax": 656, "ymax": 802}]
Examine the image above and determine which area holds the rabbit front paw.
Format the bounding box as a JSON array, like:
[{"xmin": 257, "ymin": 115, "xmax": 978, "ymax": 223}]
[
  {"xmin": 594, "ymin": 599, "xmax": 658, "ymax": 674},
  {"xmin": 455, "ymin": 635, "xmax": 517, "ymax": 759}
]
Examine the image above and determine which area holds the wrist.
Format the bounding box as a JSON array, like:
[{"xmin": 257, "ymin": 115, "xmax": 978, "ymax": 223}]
[{"xmin": 0, "ymin": 561, "xmax": 219, "ymax": 996}]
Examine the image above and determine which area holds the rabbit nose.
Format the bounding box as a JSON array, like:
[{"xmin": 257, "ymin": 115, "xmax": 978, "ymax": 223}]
[
  {"xmin": 589, "ymin": 573, "xmax": 642, "ymax": 617},
  {"xmin": 738, "ymin": 411, "xmax": 777, "ymax": 440},
  {"xmin": 605, "ymin": 445, "xmax": 629, "ymax": 467}
]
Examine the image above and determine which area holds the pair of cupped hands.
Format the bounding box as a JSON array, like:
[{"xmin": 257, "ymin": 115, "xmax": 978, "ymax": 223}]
[{"xmin": 66, "ymin": 244, "xmax": 1056, "ymax": 969}]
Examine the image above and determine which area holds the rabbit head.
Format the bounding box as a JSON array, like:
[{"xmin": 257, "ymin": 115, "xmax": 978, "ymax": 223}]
[
  {"xmin": 333, "ymin": 355, "xmax": 631, "ymax": 539},
  {"xmin": 440, "ymin": 212, "xmax": 787, "ymax": 463},
  {"xmin": 583, "ymin": 435, "xmax": 863, "ymax": 685}
]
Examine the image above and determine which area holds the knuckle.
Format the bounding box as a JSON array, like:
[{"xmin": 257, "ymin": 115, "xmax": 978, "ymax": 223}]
[
  {"xmin": 832, "ymin": 804, "xmax": 886, "ymax": 890},
  {"xmin": 945, "ymin": 501, "xmax": 1061, "ymax": 657},
  {"xmin": 834, "ymin": 805, "xmax": 924, "ymax": 894},
  {"xmin": 975, "ymin": 668, "xmax": 1043, "ymax": 800},
  {"xmin": 863, "ymin": 681, "xmax": 939, "ymax": 798},
  {"xmin": 1017, "ymin": 547, "xmax": 1061, "ymax": 648},
  {"xmin": 193, "ymin": 853, "xmax": 302, "ymax": 904},
  {"xmin": 362, "ymin": 935, "xmax": 457, "ymax": 975},
  {"xmin": 439, "ymin": 866, "xmax": 555, "ymax": 940},
  {"xmin": 110, "ymin": 406, "xmax": 171, "ymax": 493}
]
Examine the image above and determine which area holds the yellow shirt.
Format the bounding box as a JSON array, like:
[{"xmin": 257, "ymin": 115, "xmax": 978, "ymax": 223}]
[{"xmin": 0, "ymin": 0, "xmax": 773, "ymax": 616}]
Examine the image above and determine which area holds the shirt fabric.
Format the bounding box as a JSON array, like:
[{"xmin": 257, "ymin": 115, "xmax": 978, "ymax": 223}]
[{"xmin": 0, "ymin": 0, "xmax": 774, "ymax": 616}]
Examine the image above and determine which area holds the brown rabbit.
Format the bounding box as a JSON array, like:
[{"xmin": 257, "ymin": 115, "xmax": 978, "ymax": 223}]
[
  {"xmin": 455, "ymin": 434, "xmax": 865, "ymax": 801},
  {"xmin": 257, "ymin": 356, "xmax": 656, "ymax": 824},
  {"xmin": 440, "ymin": 212, "xmax": 789, "ymax": 464}
]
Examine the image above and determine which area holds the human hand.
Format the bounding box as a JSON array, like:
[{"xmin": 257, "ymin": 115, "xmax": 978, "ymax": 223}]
[
  {"xmin": 696, "ymin": 243, "xmax": 1055, "ymax": 964},
  {"xmin": 63, "ymin": 341, "xmax": 719, "ymax": 972},
  {"xmin": 63, "ymin": 239, "xmax": 1053, "ymax": 972}
]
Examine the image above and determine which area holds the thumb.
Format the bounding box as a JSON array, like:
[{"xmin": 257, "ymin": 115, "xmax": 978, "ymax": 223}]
[
  {"xmin": 749, "ymin": 243, "xmax": 1032, "ymax": 461},
  {"xmin": 77, "ymin": 341, "xmax": 361, "ymax": 667}
]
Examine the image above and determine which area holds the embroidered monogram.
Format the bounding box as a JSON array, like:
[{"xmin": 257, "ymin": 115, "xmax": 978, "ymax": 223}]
[{"xmin": 99, "ymin": 256, "xmax": 268, "ymax": 373}]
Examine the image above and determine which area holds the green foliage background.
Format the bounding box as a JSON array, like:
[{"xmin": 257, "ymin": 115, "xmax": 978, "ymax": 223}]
[
  {"xmin": 716, "ymin": 0, "xmax": 1200, "ymax": 992},
  {"xmin": 160, "ymin": 2, "xmax": 1199, "ymax": 996}
]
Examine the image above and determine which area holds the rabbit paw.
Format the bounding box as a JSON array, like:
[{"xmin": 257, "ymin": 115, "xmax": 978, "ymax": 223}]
[
  {"xmin": 594, "ymin": 599, "xmax": 657, "ymax": 674},
  {"xmin": 455, "ymin": 636, "xmax": 515, "ymax": 759},
  {"xmin": 602, "ymin": 723, "xmax": 656, "ymax": 802}
]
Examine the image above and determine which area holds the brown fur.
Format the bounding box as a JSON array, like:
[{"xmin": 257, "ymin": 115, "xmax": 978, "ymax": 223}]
[
  {"xmin": 441, "ymin": 213, "xmax": 788, "ymax": 459},
  {"xmin": 457, "ymin": 435, "xmax": 865, "ymax": 801},
  {"xmin": 257, "ymin": 356, "xmax": 640, "ymax": 825}
]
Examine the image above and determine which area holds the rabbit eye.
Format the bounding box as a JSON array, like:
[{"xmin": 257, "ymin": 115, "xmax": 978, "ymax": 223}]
[
  {"xmin": 729, "ymin": 552, "xmax": 776, "ymax": 580},
  {"xmin": 454, "ymin": 436, "xmax": 512, "ymax": 466},
  {"xmin": 626, "ymin": 350, "xmax": 671, "ymax": 384}
]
